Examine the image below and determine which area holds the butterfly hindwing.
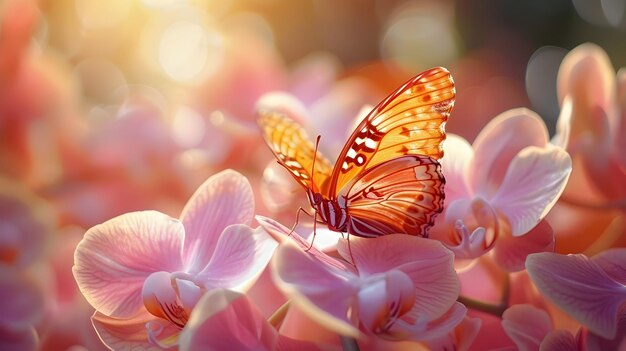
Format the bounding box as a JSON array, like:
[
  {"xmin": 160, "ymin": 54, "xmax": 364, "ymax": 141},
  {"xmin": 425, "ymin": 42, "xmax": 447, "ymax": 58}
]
[
  {"xmin": 257, "ymin": 111, "xmax": 333, "ymax": 193},
  {"xmin": 340, "ymin": 155, "xmax": 445, "ymax": 237},
  {"xmin": 329, "ymin": 67, "xmax": 454, "ymax": 195}
]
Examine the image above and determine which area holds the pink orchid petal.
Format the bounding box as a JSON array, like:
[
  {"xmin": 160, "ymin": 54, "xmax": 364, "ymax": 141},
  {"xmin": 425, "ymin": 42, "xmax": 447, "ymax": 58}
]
[
  {"xmin": 180, "ymin": 288, "xmax": 325, "ymax": 351},
  {"xmin": 394, "ymin": 302, "xmax": 467, "ymax": 342},
  {"xmin": 181, "ymin": 170, "xmax": 254, "ymax": 273},
  {"xmin": 426, "ymin": 316, "xmax": 482, "ymax": 351},
  {"xmin": 440, "ymin": 134, "xmax": 473, "ymax": 201},
  {"xmin": 142, "ymin": 271, "xmax": 193, "ymax": 329},
  {"xmin": 175, "ymin": 278, "xmax": 203, "ymax": 311},
  {"xmin": 73, "ymin": 211, "xmax": 184, "ymax": 318},
  {"xmin": 277, "ymin": 303, "xmax": 344, "ymax": 346},
  {"xmin": 581, "ymin": 150, "xmax": 626, "ymax": 200},
  {"xmin": 492, "ymin": 220, "xmax": 555, "ymax": 272},
  {"xmin": 0, "ymin": 269, "xmax": 44, "ymax": 331},
  {"xmin": 91, "ymin": 311, "xmax": 176, "ymax": 351},
  {"xmin": 0, "ymin": 325, "xmax": 37, "ymax": 351},
  {"xmin": 526, "ymin": 252, "xmax": 626, "ymax": 339},
  {"xmin": 275, "ymin": 336, "xmax": 326, "ymax": 351},
  {"xmin": 471, "ymin": 109, "xmax": 550, "ymax": 196},
  {"xmin": 255, "ymin": 92, "xmax": 311, "ymax": 125},
  {"xmin": 552, "ymin": 96, "xmax": 573, "ymax": 149},
  {"xmin": 255, "ymin": 215, "xmax": 292, "ymax": 244},
  {"xmin": 490, "ymin": 146, "xmax": 572, "ymax": 236},
  {"xmin": 592, "ymin": 248, "xmax": 626, "ymax": 283},
  {"xmin": 357, "ymin": 270, "xmax": 416, "ymax": 337},
  {"xmin": 557, "ymin": 43, "xmax": 614, "ymax": 119},
  {"xmin": 440, "ymin": 315, "xmax": 482, "ymax": 351},
  {"xmin": 502, "ymin": 304, "xmax": 553, "ymax": 351},
  {"xmin": 180, "ymin": 289, "xmax": 278, "ymax": 351},
  {"xmin": 272, "ymin": 241, "xmax": 361, "ymax": 338},
  {"xmin": 197, "ymin": 225, "xmax": 277, "ymax": 291},
  {"xmin": 444, "ymin": 198, "xmax": 472, "ymax": 224},
  {"xmin": 260, "ymin": 160, "xmax": 300, "ymax": 213},
  {"xmin": 585, "ymin": 309, "xmax": 626, "ymax": 351},
  {"xmin": 539, "ymin": 330, "xmax": 579, "ymax": 351},
  {"xmin": 338, "ymin": 235, "xmax": 459, "ymax": 320},
  {"xmin": 302, "ymin": 227, "xmax": 343, "ymax": 253},
  {"xmin": 256, "ymin": 215, "xmax": 355, "ymax": 273}
]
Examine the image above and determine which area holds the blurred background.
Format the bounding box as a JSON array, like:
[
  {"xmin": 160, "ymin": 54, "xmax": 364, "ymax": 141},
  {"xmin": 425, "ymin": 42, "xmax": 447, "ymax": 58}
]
[
  {"xmin": 1, "ymin": 0, "xmax": 625, "ymax": 349},
  {"xmin": 2, "ymin": 0, "xmax": 621, "ymax": 222}
]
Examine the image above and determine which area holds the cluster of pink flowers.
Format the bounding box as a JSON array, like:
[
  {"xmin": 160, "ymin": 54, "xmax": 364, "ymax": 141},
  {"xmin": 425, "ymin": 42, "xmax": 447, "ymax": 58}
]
[
  {"xmin": 70, "ymin": 44, "xmax": 626, "ymax": 350},
  {"xmin": 0, "ymin": 1, "xmax": 624, "ymax": 349}
]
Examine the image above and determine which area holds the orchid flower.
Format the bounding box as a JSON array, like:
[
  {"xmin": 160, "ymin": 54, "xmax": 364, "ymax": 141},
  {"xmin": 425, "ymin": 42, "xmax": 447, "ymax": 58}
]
[
  {"xmin": 526, "ymin": 249, "xmax": 626, "ymax": 343},
  {"xmin": 73, "ymin": 170, "xmax": 277, "ymax": 349},
  {"xmin": 257, "ymin": 216, "xmax": 465, "ymax": 346},
  {"xmin": 554, "ymin": 43, "xmax": 626, "ymax": 202},
  {"xmin": 430, "ymin": 108, "xmax": 572, "ymax": 271}
]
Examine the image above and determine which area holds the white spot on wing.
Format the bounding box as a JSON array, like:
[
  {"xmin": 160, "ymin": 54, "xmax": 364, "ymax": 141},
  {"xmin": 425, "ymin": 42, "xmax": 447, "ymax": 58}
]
[{"xmin": 372, "ymin": 116, "xmax": 383, "ymax": 126}]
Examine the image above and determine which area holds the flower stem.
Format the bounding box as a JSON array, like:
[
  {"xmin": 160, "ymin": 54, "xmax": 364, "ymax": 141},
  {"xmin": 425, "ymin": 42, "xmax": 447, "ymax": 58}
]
[
  {"xmin": 340, "ymin": 336, "xmax": 361, "ymax": 351},
  {"xmin": 457, "ymin": 295, "xmax": 507, "ymax": 317},
  {"xmin": 268, "ymin": 300, "xmax": 291, "ymax": 329},
  {"xmin": 458, "ymin": 268, "xmax": 510, "ymax": 317}
]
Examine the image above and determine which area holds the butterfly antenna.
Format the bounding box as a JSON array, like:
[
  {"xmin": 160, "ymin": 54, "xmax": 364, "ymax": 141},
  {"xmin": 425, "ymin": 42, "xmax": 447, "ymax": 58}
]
[
  {"xmin": 303, "ymin": 134, "xmax": 323, "ymax": 251},
  {"xmin": 312, "ymin": 135, "xmax": 321, "ymax": 180}
]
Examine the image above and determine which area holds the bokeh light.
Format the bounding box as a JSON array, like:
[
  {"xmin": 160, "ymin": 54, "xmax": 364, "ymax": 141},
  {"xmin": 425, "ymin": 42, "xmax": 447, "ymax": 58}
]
[
  {"xmin": 525, "ymin": 46, "xmax": 568, "ymax": 130},
  {"xmin": 381, "ymin": 0, "xmax": 459, "ymax": 71},
  {"xmin": 74, "ymin": 0, "xmax": 133, "ymax": 30},
  {"xmin": 158, "ymin": 20, "xmax": 222, "ymax": 83}
]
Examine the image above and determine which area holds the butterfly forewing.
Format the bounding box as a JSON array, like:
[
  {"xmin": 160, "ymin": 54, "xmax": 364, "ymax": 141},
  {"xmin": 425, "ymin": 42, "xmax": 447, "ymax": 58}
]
[
  {"xmin": 329, "ymin": 67, "xmax": 454, "ymax": 195},
  {"xmin": 341, "ymin": 155, "xmax": 445, "ymax": 237},
  {"xmin": 258, "ymin": 111, "xmax": 333, "ymax": 193}
]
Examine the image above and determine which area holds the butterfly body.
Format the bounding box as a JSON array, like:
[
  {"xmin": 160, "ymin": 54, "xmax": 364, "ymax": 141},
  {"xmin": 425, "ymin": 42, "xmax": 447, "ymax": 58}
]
[{"xmin": 259, "ymin": 67, "xmax": 455, "ymax": 238}]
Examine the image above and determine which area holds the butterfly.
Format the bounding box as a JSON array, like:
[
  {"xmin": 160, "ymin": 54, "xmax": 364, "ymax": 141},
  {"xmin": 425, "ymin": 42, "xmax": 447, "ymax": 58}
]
[{"xmin": 258, "ymin": 67, "xmax": 455, "ymax": 238}]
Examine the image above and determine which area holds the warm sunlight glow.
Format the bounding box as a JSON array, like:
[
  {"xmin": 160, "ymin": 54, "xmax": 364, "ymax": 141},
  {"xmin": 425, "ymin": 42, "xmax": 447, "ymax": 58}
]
[
  {"xmin": 75, "ymin": 0, "xmax": 133, "ymax": 29},
  {"xmin": 158, "ymin": 21, "xmax": 223, "ymax": 83}
]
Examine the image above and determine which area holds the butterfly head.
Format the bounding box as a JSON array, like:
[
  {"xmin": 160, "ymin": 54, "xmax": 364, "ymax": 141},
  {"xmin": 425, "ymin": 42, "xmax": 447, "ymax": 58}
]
[{"xmin": 306, "ymin": 189, "xmax": 348, "ymax": 233}]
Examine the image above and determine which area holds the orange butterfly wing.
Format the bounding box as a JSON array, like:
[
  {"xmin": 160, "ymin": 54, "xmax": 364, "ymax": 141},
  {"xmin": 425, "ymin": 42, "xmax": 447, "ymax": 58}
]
[
  {"xmin": 329, "ymin": 67, "xmax": 455, "ymax": 196},
  {"xmin": 257, "ymin": 110, "xmax": 333, "ymax": 194},
  {"xmin": 339, "ymin": 155, "xmax": 445, "ymax": 237}
]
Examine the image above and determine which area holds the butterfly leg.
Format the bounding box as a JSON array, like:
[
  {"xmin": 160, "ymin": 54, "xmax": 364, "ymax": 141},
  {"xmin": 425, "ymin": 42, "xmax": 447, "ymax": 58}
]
[
  {"xmin": 289, "ymin": 206, "xmax": 314, "ymax": 237},
  {"xmin": 345, "ymin": 224, "xmax": 358, "ymax": 271},
  {"xmin": 304, "ymin": 211, "xmax": 318, "ymax": 252}
]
